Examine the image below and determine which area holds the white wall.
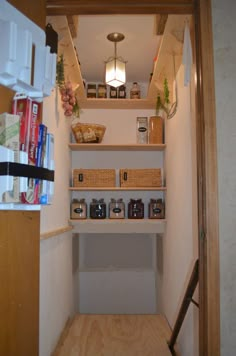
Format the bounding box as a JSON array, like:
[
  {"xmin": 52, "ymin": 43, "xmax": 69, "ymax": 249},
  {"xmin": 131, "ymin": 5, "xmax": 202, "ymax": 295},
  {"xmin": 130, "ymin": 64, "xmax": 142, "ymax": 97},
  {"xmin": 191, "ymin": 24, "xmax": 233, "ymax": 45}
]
[
  {"xmin": 39, "ymin": 88, "xmax": 78, "ymax": 356},
  {"xmin": 211, "ymin": 1, "xmax": 236, "ymax": 354},
  {"xmin": 158, "ymin": 65, "xmax": 198, "ymax": 355}
]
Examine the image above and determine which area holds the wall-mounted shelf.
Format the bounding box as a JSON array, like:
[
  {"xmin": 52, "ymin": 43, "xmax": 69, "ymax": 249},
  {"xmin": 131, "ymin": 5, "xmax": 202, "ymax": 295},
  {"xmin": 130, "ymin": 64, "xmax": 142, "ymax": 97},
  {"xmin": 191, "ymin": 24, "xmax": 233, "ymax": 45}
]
[
  {"xmin": 69, "ymin": 143, "xmax": 166, "ymax": 151},
  {"xmin": 70, "ymin": 218, "xmax": 166, "ymax": 234},
  {"xmin": 46, "ymin": 14, "xmax": 189, "ymax": 109},
  {"xmin": 69, "ymin": 187, "xmax": 166, "ymax": 191},
  {"xmin": 78, "ymin": 98, "xmax": 156, "ymax": 110}
]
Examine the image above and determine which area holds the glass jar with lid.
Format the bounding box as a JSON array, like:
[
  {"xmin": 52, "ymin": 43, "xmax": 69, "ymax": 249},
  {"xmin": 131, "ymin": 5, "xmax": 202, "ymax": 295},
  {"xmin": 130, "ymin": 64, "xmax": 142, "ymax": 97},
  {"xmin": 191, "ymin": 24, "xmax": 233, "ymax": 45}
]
[
  {"xmin": 128, "ymin": 199, "xmax": 144, "ymax": 219},
  {"xmin": 90, "ymin": 198, "xmax": 106, "ymax": 219},
  {"xmin": 109, "ymin": 198, "xmax": 125, "ymax": 219},
  {"xmin": 130, "ymin": 82, "xmax": 140, "ymax": 99}
]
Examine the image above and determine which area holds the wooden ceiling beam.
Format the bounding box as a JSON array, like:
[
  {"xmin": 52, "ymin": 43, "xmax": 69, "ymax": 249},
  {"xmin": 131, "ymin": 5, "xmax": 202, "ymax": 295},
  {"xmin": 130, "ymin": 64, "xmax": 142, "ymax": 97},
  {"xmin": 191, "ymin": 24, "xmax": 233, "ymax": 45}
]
[{"xmin": 46, "ymin": 1, "xmax": 194, "ymax": 15}]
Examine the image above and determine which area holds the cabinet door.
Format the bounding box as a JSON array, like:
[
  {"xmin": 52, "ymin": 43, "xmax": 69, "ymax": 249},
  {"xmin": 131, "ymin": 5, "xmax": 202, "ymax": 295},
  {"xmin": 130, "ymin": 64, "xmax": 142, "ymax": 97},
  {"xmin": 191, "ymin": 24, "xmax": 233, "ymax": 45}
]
[
  {"xmin": 0, "ymin": 0, "xmax": 46, "ymax": 114},
  {"xmin": 0, "ymin": 210, "xmax": 40, "ymax": 356},
  {"xmin": 7, "ymin": 0, "xmax": 46, "ymax": 29}
]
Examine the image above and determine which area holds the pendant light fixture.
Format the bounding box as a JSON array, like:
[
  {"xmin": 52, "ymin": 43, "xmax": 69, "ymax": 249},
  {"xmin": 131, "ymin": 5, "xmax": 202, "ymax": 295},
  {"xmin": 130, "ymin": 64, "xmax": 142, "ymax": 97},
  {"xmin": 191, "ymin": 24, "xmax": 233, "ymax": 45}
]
[{"xmin": 105, "ymin": 32, "xmax": 126, "ymax": 88}]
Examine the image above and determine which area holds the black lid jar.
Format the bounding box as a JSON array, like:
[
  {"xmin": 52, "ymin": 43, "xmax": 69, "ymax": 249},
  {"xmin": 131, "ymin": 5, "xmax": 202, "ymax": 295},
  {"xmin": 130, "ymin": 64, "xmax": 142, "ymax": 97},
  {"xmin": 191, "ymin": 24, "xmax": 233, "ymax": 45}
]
[
  {"xmin": 71, "ymin": 199, "xmax": 87, "ymax": 219},
  {"xmin": 109, "ymin": 198, "xmax": 125, "ymax": 219},
  {"xmin": 90, "ymin": 198, "xmax": 106, "ymax": 219},
  {"xmin": 148, "ymin": 198, "xmax": 165, "ymax": 219},
  {"xmin": 128, "ymin": 199, "xmax": 144, "ymax": 219}
]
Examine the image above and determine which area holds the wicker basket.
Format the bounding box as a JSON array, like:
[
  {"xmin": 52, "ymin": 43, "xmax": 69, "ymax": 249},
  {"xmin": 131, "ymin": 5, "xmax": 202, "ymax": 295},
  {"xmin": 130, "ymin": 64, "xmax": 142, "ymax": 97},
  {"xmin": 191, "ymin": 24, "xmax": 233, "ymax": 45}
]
[
  {"xmin": 120, "ymin": 168, "xmax": 162, "ymax": 187},
  {"xmin": 71, "ymin": 123, "xmax": 106, "ymax": 143},
  {"xmin": 73, "ymin": 169, "xmax": 116, "ymax": 187}
]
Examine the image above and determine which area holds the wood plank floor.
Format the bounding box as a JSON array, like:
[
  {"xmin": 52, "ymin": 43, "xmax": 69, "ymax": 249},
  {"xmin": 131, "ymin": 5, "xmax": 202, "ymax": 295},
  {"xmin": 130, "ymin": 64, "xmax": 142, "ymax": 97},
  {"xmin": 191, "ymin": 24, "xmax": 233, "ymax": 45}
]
[{"xmin": 53, "ymin": 314, "xmax": 173, "ymax": 356}]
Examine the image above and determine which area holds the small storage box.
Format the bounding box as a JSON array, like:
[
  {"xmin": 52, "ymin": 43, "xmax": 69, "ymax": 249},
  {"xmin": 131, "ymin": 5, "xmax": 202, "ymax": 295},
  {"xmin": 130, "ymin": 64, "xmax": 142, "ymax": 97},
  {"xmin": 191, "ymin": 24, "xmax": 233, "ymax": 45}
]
[
  {"xmin": 73, "ymin": 169, "xmax": 116, "ymax": 187},
  {"xmin": 120, "ymin": 169, "xmax": 162, "ymax": 187}
]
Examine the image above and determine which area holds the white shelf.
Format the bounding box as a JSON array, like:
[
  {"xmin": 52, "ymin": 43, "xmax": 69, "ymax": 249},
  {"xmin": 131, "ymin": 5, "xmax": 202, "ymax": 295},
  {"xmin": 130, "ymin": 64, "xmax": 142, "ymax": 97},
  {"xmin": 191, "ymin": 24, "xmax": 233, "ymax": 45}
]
[
  {"xmin": 78, "ymin": 98, "xmax": 156, "ymax": 109},
  {"xmin": 70, "ymin": 218, "xmax": 166, "ymax": 234},
  {"xmin": 69, "ymin": 143, "xmax": 166, "ymax": 151},
  {"xmin": 69, "ymin": 187, "xmax": 166, "ymax": 191}
]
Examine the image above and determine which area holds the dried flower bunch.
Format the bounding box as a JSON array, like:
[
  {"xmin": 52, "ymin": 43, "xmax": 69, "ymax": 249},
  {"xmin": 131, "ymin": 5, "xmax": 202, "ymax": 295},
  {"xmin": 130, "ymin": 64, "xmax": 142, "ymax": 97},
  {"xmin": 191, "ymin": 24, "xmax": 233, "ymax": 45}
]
[{"xmin": 56, "ymin": 54, "xmax": 80, "ymax": 118}]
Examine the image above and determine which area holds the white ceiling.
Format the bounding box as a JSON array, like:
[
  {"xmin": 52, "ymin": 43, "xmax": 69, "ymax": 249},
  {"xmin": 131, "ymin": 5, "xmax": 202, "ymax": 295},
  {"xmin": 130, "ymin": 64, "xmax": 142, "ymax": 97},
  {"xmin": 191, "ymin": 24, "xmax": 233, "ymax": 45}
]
[{"xmin": 73, "ymin": 15, "xmax": 162, "ymax": 84}]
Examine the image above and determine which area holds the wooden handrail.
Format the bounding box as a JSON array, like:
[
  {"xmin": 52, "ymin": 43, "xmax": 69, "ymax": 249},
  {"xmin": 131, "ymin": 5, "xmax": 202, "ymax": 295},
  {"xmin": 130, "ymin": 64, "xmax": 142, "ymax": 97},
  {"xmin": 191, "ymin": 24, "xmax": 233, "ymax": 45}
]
[{"xmin": 168, "ymin": 259, "xmax": 199, "ymax": 354}]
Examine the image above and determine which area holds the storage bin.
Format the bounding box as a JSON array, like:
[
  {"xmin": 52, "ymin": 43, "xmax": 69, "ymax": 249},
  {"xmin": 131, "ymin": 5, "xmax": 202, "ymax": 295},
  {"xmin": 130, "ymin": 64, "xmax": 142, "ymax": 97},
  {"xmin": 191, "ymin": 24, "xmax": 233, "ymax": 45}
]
[
  {"xmin": 120, "ymin": 168, "xmax": 162, "ymax": 187},
  {"xmin": 73, "ymin": 169, "xmax": 116, "ymax": 187}
]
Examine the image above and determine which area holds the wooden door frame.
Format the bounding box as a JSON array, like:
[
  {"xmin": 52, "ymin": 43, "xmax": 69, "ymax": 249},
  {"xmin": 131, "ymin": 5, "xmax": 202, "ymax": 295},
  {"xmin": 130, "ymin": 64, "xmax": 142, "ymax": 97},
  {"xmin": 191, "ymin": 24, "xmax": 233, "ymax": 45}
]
[{"xmin": 46, "ymin": 1, "xmax": 220, "ymax": 354}]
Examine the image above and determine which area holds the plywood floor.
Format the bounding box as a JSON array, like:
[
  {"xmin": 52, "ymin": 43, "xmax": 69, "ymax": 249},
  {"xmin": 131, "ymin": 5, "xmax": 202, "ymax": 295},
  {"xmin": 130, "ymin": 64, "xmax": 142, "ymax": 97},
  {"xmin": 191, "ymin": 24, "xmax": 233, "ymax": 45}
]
[{"xmin": 53, "ymin": 314, "xmax": 173, "ymax": 356}]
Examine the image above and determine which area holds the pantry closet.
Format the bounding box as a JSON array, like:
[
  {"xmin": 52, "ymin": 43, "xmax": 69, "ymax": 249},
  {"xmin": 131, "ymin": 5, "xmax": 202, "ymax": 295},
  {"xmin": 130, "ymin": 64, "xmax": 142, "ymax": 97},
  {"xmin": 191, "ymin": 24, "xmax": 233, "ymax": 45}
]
[{"xmin": 0, "ymin": 1, "xmax": 220, "ymax": 356}]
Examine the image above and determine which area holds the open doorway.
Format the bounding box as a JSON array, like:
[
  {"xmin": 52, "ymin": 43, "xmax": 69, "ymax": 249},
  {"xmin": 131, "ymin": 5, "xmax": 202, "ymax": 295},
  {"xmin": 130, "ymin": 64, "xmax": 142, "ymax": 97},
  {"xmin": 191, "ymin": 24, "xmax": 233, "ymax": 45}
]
[{"xmin": 46, "ymin": 1, "xmax": 220, "ymax": 355}]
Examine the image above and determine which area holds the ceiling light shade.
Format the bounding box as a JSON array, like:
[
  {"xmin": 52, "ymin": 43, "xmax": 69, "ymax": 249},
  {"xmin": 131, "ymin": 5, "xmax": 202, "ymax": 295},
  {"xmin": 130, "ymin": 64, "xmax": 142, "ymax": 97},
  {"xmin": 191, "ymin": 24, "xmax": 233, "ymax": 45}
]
[{"xmin": 105, "ymin": 32, "xmax": 126, "ymax": 88}]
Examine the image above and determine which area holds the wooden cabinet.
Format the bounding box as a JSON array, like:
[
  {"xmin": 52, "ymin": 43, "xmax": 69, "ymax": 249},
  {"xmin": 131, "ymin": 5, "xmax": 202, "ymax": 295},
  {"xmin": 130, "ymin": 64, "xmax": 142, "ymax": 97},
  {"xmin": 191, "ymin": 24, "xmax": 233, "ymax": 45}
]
[
  {"xmin": 0, "ymin": 2, "xmax": 45, "ymax": 355},
  {"xmin": 0, "ymin": 210, "xmax": 40, "ymax": 356}
]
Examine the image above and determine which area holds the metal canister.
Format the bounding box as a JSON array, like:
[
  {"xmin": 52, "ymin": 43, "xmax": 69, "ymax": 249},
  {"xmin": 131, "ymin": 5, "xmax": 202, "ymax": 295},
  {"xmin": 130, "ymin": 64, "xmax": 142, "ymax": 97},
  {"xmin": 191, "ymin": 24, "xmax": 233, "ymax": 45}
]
[
  {"xmin": 148, "ymin": 198, "xmax": 165, "ymax": 219},
  {"xmin": 71, "ymin": 198, "xmax": 87, "ymax": 219},
  {"xmin": 109, "ymin": 198, "xmax": 125, "ymax": 219},
  {"xmin": 128, "ymin": 199, "xmax": 144, "ymax": 219},
  {"xmin": 90, "ymin": 198, "xmax": 106, "ymax": 219}
]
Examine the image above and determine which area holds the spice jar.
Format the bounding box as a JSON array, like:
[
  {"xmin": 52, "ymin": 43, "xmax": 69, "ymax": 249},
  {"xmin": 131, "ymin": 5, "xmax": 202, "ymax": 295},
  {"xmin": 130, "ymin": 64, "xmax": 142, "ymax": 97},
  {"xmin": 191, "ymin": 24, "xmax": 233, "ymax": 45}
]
[
  {"xmin": 149, "ymin": 198, "xmax": 165, "ymax": 219},
  {"xmin": 87, "ymin": 83, "xmax": 97, "ymax": 98},
  {"xmin": 110, "ymin": 86, "xmax": 117, "ymax": 98},
  {"xmin": 109, "ymin": 198, "xmax": 125, "ymax": 219},
  {"xmin": 128, "ymin": 199, "xmax": 144, "ymax": 219},
  {"xmin": 98, "ymin": 84, "xmax": 107, "ymax": 98},
  {"xmin": 130, "ymin": 82, "xmax": 140, "ymax": 99},
  {"xmin": 90, "ymin": 198, "xmax": 106, "ymax": 219},
  {"xmin": 71, "ymin": 198, "xmax": 87, "ymax": 219},
  {"xmin": 118, "ymin": 85, "xmax": 126, "ymax": 99}
]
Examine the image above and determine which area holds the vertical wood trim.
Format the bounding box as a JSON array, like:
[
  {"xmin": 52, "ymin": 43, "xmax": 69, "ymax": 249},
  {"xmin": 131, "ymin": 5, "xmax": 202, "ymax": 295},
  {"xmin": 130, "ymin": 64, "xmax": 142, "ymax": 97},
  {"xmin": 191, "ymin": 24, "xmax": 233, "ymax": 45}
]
[
  {"xmin": 0, "ymin": 211, "xmax": 40, "ymax": 356},
  {"xmin": 195, "ymin": 0, "xmax": 220, "ymax": 354}
]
